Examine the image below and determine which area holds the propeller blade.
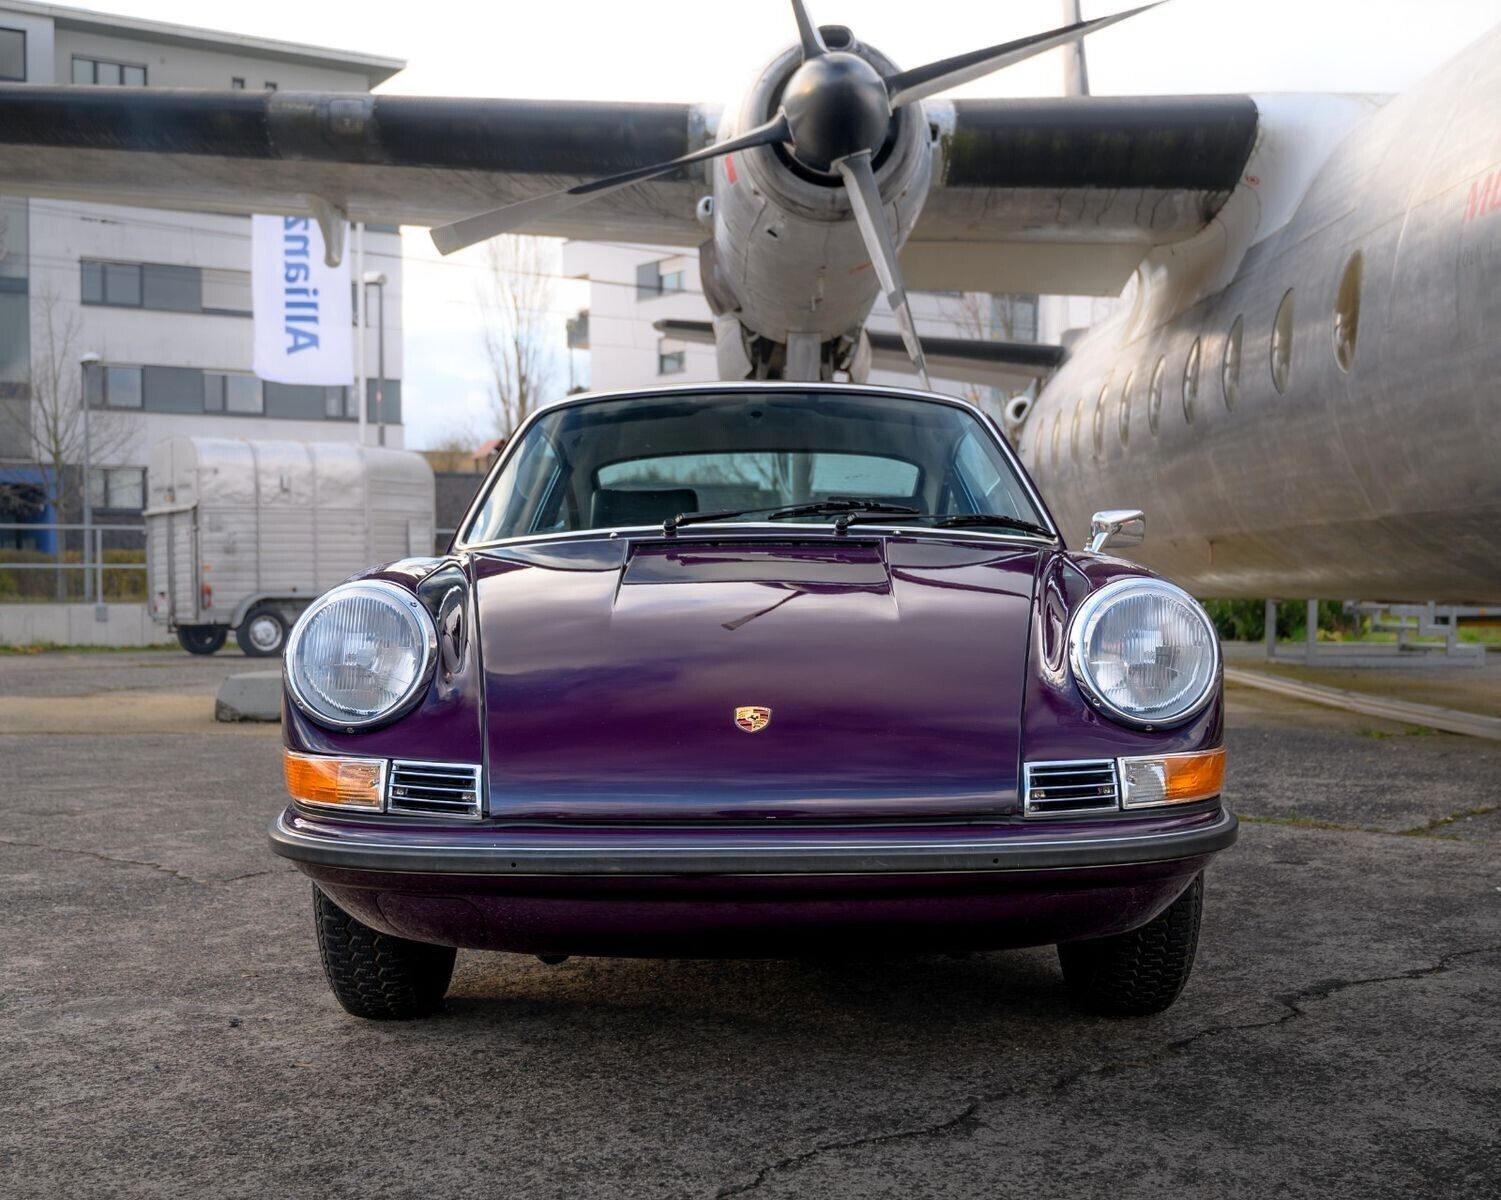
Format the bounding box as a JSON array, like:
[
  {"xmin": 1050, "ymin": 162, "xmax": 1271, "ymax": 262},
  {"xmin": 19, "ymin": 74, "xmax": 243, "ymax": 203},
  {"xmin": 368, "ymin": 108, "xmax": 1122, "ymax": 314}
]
[
  {"xmin": 790, "ymin": 0, "xmax": 827, "ymax": 60},
  {"xmin": 430, "ymin": 113, "xmax": 791, "ymax": 255},
  {"xmin": 835, "ymin": 150, "xmax": 930, "ymax": 390},
  {"xmin": 884, "ymin": 2, "xmax": 1163, "ymax": 109}
]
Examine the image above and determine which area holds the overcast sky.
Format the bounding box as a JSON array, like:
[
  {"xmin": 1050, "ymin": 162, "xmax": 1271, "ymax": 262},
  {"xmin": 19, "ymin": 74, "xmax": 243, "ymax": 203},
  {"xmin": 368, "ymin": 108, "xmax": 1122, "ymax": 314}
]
[{"xmin": 64, "ymin": 0, "xmax": 1501, "ymax": 446}]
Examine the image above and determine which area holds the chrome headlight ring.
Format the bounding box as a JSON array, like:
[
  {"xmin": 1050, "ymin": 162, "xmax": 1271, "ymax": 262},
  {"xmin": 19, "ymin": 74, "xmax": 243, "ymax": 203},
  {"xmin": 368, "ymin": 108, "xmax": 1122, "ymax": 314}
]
[
  {"xmin": 1067, "ymin": 577, "xmax": 1220, "ymax": 730},
  {"xmin": 284, "ymin": 580, "xmax": 439, "ymax": 731}
]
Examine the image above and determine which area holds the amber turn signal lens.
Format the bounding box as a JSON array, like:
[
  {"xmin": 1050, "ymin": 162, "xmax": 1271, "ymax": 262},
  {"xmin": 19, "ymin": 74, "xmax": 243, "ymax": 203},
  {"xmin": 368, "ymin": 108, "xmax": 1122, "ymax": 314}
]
[
  {"xmin": 283, "ymin": 750, "xmax": 385, "ymax": 812},
  {"xmin": 1118, "ymin": 747, "xmax": 1226, "ymax": 809}
]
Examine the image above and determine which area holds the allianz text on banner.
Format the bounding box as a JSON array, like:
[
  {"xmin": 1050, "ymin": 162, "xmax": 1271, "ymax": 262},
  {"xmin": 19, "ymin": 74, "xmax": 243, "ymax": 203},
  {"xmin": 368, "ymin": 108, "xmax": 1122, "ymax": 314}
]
[{"xmin": 251, "ymin": 215, "xmax": 353, "ymax": 386}]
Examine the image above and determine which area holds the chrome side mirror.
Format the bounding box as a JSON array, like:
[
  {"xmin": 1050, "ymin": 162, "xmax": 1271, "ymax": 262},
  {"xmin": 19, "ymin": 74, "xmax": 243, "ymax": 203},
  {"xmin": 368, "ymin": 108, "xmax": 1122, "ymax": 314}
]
[{"xmin": 1086, "ymin": 509, "xmax": 1145, "ymax": 553}]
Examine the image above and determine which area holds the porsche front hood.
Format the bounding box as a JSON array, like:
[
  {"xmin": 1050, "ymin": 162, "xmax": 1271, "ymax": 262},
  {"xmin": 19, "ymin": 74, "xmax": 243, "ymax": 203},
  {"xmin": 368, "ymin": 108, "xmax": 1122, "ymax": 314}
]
[{"xmin": 474, "ymin": 536, "xmax": 1040, "ymax": 820}]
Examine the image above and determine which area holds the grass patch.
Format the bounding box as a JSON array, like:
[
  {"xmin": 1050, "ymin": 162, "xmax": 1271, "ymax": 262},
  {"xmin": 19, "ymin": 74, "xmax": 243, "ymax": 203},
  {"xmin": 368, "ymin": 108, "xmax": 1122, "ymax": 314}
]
[
  {"xmin": 1239, "ymin": 809, "xmax": 1490, "ymax": 840},
  {"xmin": 1398, "ymin": 805, "xmax": 1499, "ymax": 836}
]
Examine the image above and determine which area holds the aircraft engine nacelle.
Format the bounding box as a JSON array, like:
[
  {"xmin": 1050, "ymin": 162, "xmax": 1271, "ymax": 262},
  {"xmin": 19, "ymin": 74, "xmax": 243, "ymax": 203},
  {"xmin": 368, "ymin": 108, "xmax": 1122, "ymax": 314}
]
[{"xmin": 703, "ymin": 28, "xmax": 933, "ymax": 379}]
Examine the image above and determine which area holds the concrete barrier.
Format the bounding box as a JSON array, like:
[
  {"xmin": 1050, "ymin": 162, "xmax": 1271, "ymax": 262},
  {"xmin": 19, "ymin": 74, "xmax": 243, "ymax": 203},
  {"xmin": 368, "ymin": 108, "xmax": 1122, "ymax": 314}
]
[
  {"xmin": 0, "ymin": 603, "xmax": 175, "ymax": 648},
  {"xmin": 215, "ymin": 671, "xmax": 283, "ymax": 723}
]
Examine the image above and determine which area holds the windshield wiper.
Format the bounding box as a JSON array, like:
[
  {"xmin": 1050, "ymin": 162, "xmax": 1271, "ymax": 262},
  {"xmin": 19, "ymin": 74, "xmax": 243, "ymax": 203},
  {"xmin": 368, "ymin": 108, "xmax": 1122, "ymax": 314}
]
[
  {"xmin": 838, "ymin": 511, "xmax": 1056, "ymax": 538},
  {"xmin": 664, "ymin": 497, "xmax": 919, "ymax": 535}
]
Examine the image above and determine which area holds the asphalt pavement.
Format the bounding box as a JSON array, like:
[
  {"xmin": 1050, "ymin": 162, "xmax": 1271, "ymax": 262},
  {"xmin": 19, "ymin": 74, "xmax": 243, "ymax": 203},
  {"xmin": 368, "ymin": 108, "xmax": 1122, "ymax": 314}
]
[{"xmin": 1, "ymin": 652, "xmax": 1497, "ymax": 1198}]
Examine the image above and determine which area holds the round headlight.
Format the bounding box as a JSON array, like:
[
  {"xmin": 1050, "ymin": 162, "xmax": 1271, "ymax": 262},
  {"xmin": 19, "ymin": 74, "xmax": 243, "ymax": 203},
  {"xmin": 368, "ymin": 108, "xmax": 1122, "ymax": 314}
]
[
  {"xmin": 1068, "ymin": 578, "xmax": 1219, "ymax": 728},
  {"xmin": 285, "ymin": 581, "xmax": 437, "ymax": 729}
]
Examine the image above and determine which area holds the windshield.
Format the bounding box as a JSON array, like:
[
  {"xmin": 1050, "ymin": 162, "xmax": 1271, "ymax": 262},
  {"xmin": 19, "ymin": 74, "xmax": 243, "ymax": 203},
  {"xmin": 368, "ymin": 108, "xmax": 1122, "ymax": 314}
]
[{"xmin": 462, "ymin": 390, "xmax": 1050, "ymax": 544}]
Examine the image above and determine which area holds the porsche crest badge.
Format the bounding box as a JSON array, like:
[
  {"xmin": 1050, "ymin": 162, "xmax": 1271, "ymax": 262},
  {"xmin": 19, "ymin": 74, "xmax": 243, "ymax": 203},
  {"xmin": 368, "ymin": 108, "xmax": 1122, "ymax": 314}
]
[{"xmin": 734, "ymin": 705, "xmax": 772, "ymax": 733}]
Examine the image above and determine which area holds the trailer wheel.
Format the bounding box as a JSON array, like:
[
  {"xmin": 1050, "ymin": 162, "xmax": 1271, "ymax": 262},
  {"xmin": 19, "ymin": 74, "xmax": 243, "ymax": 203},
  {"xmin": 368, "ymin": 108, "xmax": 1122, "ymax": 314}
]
[
  {"xmin": 176, "ymin": 625, "xmax": 227, "ymax": 656},
  {"xmin": 236, "ymin": 606, "xmax": 289, "ymax": 657}
]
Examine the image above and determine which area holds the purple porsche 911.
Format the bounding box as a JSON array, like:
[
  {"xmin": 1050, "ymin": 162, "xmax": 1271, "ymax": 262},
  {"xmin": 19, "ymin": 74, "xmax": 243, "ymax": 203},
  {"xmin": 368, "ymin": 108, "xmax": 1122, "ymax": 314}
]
[{"xmin": 270, "ymin": 384, "xmax": 1234, "ymax": 1019}]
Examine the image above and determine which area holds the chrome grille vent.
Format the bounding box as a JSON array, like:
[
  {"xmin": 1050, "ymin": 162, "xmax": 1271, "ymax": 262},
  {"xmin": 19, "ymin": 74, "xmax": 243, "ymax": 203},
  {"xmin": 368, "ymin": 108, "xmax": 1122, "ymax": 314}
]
[
  {"xmin": 1023, "ymin": 760, "xmax": 1120, "ymax": 817},
  {"xmin": 387, "ymin": 760, "xmax": 483, "ymax": 819}
]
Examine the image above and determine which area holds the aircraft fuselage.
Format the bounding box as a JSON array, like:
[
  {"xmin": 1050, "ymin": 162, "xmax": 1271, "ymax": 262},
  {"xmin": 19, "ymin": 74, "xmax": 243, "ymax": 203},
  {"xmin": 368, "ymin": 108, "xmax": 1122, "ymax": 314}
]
[{"xmin": 1020, "ymin": 29, "xmax": 1501, "ymax": 603}]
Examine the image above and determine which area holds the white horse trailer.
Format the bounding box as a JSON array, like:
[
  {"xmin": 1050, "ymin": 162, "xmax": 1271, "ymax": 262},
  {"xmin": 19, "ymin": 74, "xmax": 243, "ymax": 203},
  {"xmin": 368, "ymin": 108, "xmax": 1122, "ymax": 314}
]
[{"xmin": 145, "ymin": 437, "xmax": 436, "ymax": 656}]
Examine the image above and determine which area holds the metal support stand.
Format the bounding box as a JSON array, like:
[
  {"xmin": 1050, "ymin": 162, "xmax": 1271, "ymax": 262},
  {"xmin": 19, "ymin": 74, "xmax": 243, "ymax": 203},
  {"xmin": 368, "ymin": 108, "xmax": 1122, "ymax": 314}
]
[
  {"xmin": 1306, "ymin": 598, "xmax": 1318, "ymax": 665},
  {"xmin": 1264, "ymin": 599, "xmax": 1277, "ymax": 662},
  {"xmin": 94, "ymin": 527, "xmax": 106, "ymax": 619}
]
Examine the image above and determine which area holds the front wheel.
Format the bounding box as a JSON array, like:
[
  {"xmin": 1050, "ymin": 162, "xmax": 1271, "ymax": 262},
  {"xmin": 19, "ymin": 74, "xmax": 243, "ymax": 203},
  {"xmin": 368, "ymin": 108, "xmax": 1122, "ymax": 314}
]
[
  {"xmin": 236, "ymin": 606, "xmax": 288, "ymax": 657},
  {"xmin": 176, "ymin": 625, "xmax": 226, "ymax": 655},
  {"xmin": 1057, "ymin": 873, "xmax": 1203, "ymax": 1017},
  {"xmin": 312, "ymin": 886, "xmax": 456, "ymax": 1020}
]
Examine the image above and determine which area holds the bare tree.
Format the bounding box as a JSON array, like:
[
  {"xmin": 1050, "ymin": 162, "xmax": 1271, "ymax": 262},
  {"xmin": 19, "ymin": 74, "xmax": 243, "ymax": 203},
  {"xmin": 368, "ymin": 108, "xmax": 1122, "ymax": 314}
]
[
  {"xmin": 936, "ymin": 292, "xmax": 1044, "ymax": 417},
  {"xmin": 476, "ymin": 236, "xmax": 557, "ymax": 440},
  {"xmin": 938, "ymin": 292, "xmax": 1002, "ymax": 409},
  {"xmin": 0, "ymin": 287, "xmax": 128, "ymax": 596}
]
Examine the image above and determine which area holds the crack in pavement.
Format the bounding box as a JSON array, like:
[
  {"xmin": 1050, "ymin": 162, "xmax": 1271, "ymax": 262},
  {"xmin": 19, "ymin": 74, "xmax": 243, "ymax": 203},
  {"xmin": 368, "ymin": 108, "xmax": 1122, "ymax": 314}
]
[
  {"xmin": 715, "ymin": 1102, "xmax": 988, "ymax": 1198},
  {"xmin": 713, "ymin": 943, "xmax": 1501, "ymax": 1197},
  {"xmin": 0, "ymin": 838, "xmax": 286, "ymax": 887}
]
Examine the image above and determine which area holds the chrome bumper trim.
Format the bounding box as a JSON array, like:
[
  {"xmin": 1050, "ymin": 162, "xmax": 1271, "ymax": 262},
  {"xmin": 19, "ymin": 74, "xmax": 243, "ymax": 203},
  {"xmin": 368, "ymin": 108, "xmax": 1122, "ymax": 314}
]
[{"xmin": 269, "ymin": 808, "xmax": 1237, "ymax": 877}]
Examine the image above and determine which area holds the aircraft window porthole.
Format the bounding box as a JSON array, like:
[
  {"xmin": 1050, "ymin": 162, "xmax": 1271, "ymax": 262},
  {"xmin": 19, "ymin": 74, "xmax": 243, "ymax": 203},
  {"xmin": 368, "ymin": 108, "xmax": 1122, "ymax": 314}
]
[
  {"xmin": 1070, "ymin": 397, "xmax": 1084, "ymax": 460},
  {"xmin": 1050, "ymin": 411, "xmax": 1061, "ymax": 471},
  {"xmin": 1333, "ymin": 251, "xmax": 1363, "ymax": 372},
  {"xmin": 1148, "ymin": 357, "xmax": 1165, "ymax": 435},
  {"xmin": 1118, "ymin": 371, "xmax": 1134, "ymax": 447},
  {"xmin": 1271, "ymin": 288, "xmax": 1295, "ymax": 395},
  {"xmin": 1223, "ymin": 315, "xmax": 1243, "ymax": 409},
  {"xmin": 1182, "ymin": 338, "xmax": 1201, "ymax": 424},
  {"xmin": 1092, "ymin": 384, "xmax": 1108, "ymax": 459}
]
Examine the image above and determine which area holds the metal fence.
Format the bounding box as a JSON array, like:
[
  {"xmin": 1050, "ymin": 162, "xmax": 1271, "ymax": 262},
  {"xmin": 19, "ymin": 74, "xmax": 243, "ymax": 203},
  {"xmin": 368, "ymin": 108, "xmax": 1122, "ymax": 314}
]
[{"xmin": 0, "ymin": 521, "xmax": 147, "ymax": 603}]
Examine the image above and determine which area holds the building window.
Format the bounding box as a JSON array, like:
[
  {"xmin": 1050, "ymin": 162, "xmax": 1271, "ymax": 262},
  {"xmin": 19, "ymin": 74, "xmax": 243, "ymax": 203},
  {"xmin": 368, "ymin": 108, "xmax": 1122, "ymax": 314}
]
[
  {"xmin": 72, "ymin": 56, "xmax": 147, "ymax": 86},
  {"xmin": 0, "ymin": 28, "xmax": 25, "ymax": 81},
  {"xmin": 637, "ymin": 259, "xmax": 688, "ymax": 301},
  {"xmin": 82, "ymin": 260, "xmax": 218, "ymax": 314},
  {"xmin": 1271, "ymin": 288, "xmax": 1295, "ymax": 395},
  {"xmin": 231, "ymin": 77, "xmax": 245, "ymax": 89},
  {"xmin": 565, "ymin": 310, "xmax": 590, "ymax": 350},
  {"xmin": 201, "ymin": 267, "xmax": 251, "ymax": 316},
  {"xmin": 225, "ymin": 373, "xmax": 263, "ymax": 415},
  {"xmin": 1147, "ymin": 356, "xmax": 1165, "ymax": 435},
  {"xmin": 1222, "ymin": 316, "xmax": 1243, "ymax": 409},
  {"xmin": 88, "ymin": 363, "xmax": 367, "ymax": 422},
  {"xmin": 1182, "ymin": 338, "xmax": 1201, "ymax": 424},
  {"xmin": 83, "ymin": 364, "xmax": 144, "ymax": 410},
  {"xmin": 1333, "ymin": 252, "xmax": 1362, "ymax": 372},
  {"xmin": 89, "ymin": 467, "xmax": 146, "ymax": 512},
  {"xmin": 81, "ymin": 261, "xmax": 143, "ymax": 307},
  {"xmin": 657, "ymin": 338, "xmax": 686, "ymax": 375},
  {"xmin": 993, "ymin": 294, "xmax": 1039, "ymax": 344},
  {"xmin": 265, "ymin": 81, "xmax": 278, "ymax": 91},
  {"xmin": 202, "ymin": 371, "xmax": 263, "ymax": 415},
  {"xmin": 1118, "ymin": 371, "xmax": 1133, "ymax": 447}
]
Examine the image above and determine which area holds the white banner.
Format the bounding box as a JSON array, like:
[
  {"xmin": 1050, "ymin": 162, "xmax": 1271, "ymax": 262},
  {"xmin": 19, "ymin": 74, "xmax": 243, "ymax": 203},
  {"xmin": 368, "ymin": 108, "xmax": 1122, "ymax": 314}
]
[{"xmin": 251, "ymin": 214, "xmax": 353, "ymax": 385}]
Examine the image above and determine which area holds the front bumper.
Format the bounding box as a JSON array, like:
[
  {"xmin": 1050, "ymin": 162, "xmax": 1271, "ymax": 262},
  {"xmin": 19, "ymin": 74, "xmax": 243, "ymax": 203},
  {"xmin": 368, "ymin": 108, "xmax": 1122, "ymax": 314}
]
[
  {"xmin": 269, "ymin": 806, "xmax": 1235, "ymax": 957},
  {"xmin": 270, "ymin": 805, "xmax": 1236, "ymax": 877}
]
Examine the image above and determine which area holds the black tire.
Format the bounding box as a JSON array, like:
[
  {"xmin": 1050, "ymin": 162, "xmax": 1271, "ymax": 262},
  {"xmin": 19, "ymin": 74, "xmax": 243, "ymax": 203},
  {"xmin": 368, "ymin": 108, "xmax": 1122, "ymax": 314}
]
[
  {"xmin": 176, "ymin": 625, "xmax": 227, "ymax": 655},
  {"xmin": 235, "ymin": 605, "xmax": 288, "ymax": 657},
  {"xmin": 312, "ymin": 886, "xmax": 456, "ymax": 1020},
  {"xmin": 1058, "ymin": 874, "xmax": 1203, "ymax": 1017}
]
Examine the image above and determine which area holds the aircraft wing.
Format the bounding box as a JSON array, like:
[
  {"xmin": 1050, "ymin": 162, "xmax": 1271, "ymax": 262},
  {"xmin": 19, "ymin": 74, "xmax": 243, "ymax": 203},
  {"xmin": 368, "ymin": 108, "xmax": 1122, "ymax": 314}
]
[
  {"xmin": 0, "ymin": 86, "xmax": 709, "ymax": 246},
  {"xmin": 905, "ymin": 95, "xmax": 1260, "ymax": 295},
  {"xmin": 0, "ymin": 86, "xmax": 1257, "ymax": 284}
]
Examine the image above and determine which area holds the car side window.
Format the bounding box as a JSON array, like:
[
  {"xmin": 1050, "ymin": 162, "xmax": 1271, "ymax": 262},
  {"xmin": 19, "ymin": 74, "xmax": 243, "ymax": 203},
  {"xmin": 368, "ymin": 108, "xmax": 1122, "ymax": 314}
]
[
  {"xmin": 469, "ymin": 434, "xmax": 566, "ymax": 540},
  {"xmin": 951, "ymin": 430, "xmax": 1021, "ymax": 517}
]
